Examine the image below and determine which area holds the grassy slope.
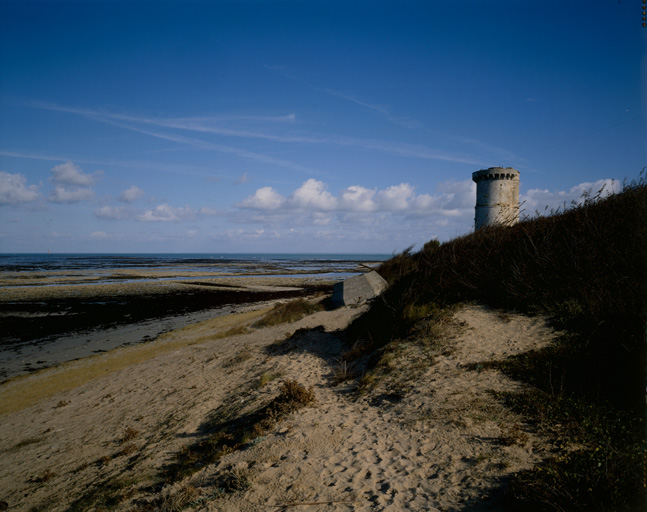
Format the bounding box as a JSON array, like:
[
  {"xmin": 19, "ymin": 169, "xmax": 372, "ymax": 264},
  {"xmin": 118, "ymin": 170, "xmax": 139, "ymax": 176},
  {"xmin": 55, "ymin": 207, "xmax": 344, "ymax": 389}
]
[{"xmin": 349, "ymin": 173, "xmax": 647, "ymax": 511}]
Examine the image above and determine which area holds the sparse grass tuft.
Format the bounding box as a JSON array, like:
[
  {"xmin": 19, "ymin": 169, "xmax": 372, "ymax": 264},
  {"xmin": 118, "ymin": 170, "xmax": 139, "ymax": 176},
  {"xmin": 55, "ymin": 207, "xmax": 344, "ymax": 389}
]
[
  {"xmin": 224, "ymin": 345, "xmax": 253, "ymax": 367},
  {"xmin": 116, "ymin": 443, "xmax": 139, "ymax": 457},
  {"xmin": 265, "ymin": 325, "xmax": 326, "ymax": 354},
  {"xmin": 257, "ymin": 370, "xmax": 284, "ymax": 388},
  {"xmin": 158, "ymin": 484, "xmax": 201, "ymax": 512},
  {"xmin": 165, "ymin": 379, "xmax": 315, "ymax": 483},
  {"xmin": 119, "ymin": 427, "xmax": 140, "ymax": 444},
  {"xmin": 501, "ymin": 423, "xmax": 529, "ymax": 447},
  {"xmin": 30, "ymin": 469, "xmax": 57, "ymax": 484},
  {"xmin": 253, "ymin": 299, "xmax": 323, "ymax": 328},
  {"xmin": 66, "ymin": 476, "xmax": 139, "ymax": 512},
  {"xmin": 330, "ymin": 358, "xmax": 356, "ymax": 386},
  {"xmin": 13, "ymin": 437, "xmax": 42, "ymax": 450},
  {"xmin": 213, "ymin": 468, "xmax": 252, "ymax": 493}
]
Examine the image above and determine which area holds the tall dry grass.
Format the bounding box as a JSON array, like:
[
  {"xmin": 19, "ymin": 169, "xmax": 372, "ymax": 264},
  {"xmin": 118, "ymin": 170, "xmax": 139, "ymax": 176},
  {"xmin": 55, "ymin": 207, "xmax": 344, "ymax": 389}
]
[{"xmin": 349, "ymin": 171, "xmax": 647, "ymax": 511}]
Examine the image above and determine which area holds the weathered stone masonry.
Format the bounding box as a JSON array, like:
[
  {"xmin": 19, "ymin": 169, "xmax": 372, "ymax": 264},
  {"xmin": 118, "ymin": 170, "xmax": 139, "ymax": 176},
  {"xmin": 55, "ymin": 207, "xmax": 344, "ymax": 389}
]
[{"xmin": 472, "ymin": 167, "xmax": 520, "ymax": 230}]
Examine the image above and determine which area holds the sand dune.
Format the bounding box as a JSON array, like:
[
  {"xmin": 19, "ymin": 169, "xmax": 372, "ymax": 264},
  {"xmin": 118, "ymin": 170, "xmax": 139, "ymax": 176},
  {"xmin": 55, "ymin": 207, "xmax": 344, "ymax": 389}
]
[{"xmin": 0, "ymin": 301, "xmax": 559, "ymax": 511}]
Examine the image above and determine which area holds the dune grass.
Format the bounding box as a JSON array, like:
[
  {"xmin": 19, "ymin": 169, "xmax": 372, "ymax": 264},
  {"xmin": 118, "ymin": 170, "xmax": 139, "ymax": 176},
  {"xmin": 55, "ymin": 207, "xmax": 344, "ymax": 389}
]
[
  {"xmin": 165, "ymin": 379, "xmax": 315, "ymax": 483},
  {"xmin": 253, "ymin": 298, "xmax": 324, "ymax": 328},
  {"xmin": 347, "ymin": 171, "xmax": 647, "ymax": 511}
]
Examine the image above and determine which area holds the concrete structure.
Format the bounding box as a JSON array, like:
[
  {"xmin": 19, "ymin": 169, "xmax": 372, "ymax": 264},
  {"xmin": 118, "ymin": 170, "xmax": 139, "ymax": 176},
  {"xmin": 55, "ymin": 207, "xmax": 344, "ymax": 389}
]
[
  {"xmin": 472, "ymin": 167, "xmax": 520, "ymax": 230},
  {"xmin": 331, "ymin": 271, "xmax": 388, "ymax": 307}
]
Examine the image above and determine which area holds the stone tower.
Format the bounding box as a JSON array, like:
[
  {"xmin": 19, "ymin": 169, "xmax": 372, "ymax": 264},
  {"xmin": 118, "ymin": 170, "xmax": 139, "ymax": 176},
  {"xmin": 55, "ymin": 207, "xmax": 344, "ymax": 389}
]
[{"xmin": 472, "ymin": 167, "xmax": 520, "ymax": 230}]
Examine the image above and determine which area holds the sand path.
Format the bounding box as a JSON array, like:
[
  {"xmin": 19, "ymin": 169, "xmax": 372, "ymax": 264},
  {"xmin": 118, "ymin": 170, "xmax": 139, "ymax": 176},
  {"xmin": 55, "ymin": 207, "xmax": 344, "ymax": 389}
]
[{"xmin": 0, "ymin": 303, "xmax": 559, "ymax": 512}]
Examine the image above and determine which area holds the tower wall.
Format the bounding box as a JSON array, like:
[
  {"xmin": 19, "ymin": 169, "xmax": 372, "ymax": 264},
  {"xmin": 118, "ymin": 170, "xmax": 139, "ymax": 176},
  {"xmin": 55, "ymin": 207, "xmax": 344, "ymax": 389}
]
[{"xmin": 472, "ymin": 167, "xmax": 520, "ymax": 230}]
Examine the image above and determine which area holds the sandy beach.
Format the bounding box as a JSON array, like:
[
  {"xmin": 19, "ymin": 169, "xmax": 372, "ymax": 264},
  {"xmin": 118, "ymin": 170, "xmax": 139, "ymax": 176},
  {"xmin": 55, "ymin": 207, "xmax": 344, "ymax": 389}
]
[{"xmin": 0, "ymin": 273, "xmax": 561, "ymax": 511}]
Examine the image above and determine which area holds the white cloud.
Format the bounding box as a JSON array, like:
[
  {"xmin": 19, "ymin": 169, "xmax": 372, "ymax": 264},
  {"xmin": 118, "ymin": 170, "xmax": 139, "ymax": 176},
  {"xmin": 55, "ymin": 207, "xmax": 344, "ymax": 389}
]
[
  {"xmin": 96, "ymin": 203, "xmax": 220, "ymax": 221},
  {"xmin": 118, "ymin": 185, "xmax": 144, "ymax": 203},
  {"xmin": 0, "ymin": 172, "xmax": 41, "ymax": 205},
  {"xmin": 49, "ymin": 185, "xmax": 94, "ymax": 203},
  {"xmin": 230, "ymin": 178, "xmax": 481, "ymax": 248},
  {"xmin": 238, "ymin": 187, "xmax": 285, "ymax": 209},
  {"xmin": 50, "ymin": 161, "xmax": 103, "ymax": 186},
  {"xmin": 199, "ymin": 206, "xmax": 222, "ymax": 216},
  {"xmin": 436, "ymin": 180, "xmax": 477, "ymax": 210},
  {"xmin": 339, "ymin": 185, "xmax": 377, "ymax": 211},
  {"xmin": 237, "ymin": 179, "xmax": 477, "ymax": 217},
  {"xmin": 410, "ymin": 193, "xmax": 441, "ymax": 211},
  {"xmin": 376, "ymin": 183, "xmax": 415, "ymax": 211},
  {"xmin": 137, "ymin": 204, "xmax": 195, "ymax": 222},
  {"xmin": 312, "ymin": 212, "xmax": 332, "ymax": 225},
  {"xmin": 521, "ymin": 179, "xmax": 621, "ymax": 215},
  {"xmin": 288, "ymin": 179, "xmax": 337, "ymax": 210},
  {"xmin": 89, "ymin": 230, "xmax": 125, "ymax": 241},
  {"xmin": 46, "ymin": 161, "xmax": 100, "ymax": 203},
  {"xmin": 94, "ymin": 205, "xmax": 132, "ymax": 220}
]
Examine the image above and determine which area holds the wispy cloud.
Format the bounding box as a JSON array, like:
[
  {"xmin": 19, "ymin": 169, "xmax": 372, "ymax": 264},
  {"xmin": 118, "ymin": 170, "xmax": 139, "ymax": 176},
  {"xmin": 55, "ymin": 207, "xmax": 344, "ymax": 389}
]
[
  {"xmin": 101, "ymin": 120, "xmax": 319, "ymax": 174},
  {"xmin": 0, "ymin": 150, "xmax": 218, "ymax": 177},
  {"xmin": 95, "ymin": 202, "xmax": 224, "ymax": 222},
  {"xmin": 95, "ymin": 203, "xmax": 196, "ymax": 222},
  {"xmin": 265, "ymin": 65, "xmax": 423, "ymax": 129},
  {"xmin": 235, "ymin": 172, "xmax": 249, "ymax": 184},
  {"xmin": 25, "ymin": 101, "xmax": 485, "ymax": 166},
  {"xmin": 29, "ymin": 101, "xmax": 303, "ymax": 143},
  {"xmin": 322, "ymin": 88, "xmax": 423, "ymax": 129},
  {"xmin": 451, "ymin": 136, "xmax": 522, "ymax": 165}
]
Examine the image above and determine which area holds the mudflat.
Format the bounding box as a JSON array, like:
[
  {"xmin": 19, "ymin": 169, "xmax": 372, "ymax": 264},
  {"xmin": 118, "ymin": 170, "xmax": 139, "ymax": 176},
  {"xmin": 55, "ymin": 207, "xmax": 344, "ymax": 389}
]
[{"xmin": 0, "ymin": 266, "xmax": 344, "ymax": 380}]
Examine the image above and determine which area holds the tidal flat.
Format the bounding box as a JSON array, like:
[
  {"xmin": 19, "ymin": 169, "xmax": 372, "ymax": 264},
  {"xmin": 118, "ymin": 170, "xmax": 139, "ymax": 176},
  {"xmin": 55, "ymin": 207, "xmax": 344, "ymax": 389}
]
[{"xmin": 0, "ymin": 258, "xmax": 378, "ymax": 380}]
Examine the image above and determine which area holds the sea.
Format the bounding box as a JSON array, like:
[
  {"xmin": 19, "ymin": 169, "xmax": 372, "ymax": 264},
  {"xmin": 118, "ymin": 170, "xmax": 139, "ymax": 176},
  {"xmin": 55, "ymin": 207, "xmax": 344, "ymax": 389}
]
[{"xmin": 0, "ymin": 253, "xmax": 390, "ymax": 273}]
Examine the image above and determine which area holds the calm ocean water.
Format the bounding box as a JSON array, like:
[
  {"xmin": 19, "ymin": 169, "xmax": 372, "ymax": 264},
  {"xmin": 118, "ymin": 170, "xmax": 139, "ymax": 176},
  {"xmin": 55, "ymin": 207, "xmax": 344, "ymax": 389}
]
[{"xmin": 0, "ymin": 253, "xmax": 391, "ymax": 272}]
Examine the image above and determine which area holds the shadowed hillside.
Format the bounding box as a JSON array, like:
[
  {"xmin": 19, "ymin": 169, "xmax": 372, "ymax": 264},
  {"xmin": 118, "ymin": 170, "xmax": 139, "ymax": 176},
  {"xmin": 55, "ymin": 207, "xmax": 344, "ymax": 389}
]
[{"xmin": 349, "ymin": 171, "xmax": 647, "ymax": 511}]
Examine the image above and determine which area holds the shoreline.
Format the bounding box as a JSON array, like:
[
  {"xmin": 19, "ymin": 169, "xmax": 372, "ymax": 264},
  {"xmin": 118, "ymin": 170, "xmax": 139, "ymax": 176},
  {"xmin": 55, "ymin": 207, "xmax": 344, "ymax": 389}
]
[
  {"xmin": 0, "ymin": 300, "xmax": 277, "ymax": 382},
  {"xmin": 0, "ymin": 302, "xmax": 279, "ymax": 416},
  {"xmin": 0, "ymin": 272, "xmax": 339, "ymax": 381}
]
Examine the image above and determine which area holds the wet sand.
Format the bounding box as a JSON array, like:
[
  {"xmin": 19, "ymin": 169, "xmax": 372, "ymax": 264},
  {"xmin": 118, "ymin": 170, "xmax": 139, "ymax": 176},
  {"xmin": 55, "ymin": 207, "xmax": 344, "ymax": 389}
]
[{"xmin": 0, "ymin": 268, "xmax": 345, "ymax": 380}]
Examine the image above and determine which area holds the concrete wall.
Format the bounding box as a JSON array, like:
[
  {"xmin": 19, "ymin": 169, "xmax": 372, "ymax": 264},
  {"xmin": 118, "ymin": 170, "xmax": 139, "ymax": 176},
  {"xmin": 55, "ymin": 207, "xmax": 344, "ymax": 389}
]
[
  {"xmin": 472, "ymin": 167, "xmax": 520, "ymax": 230},
  {"xmin": 331, "ymin": 271, "xmax": 388, "ymax": 307}
]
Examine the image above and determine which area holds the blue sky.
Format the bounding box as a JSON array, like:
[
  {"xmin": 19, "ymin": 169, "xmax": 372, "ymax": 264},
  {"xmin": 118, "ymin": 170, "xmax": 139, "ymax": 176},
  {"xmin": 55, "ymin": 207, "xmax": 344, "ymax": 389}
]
[{"xmin": 1, "ymin": 0, "xmax": 645, "ymax": 253}]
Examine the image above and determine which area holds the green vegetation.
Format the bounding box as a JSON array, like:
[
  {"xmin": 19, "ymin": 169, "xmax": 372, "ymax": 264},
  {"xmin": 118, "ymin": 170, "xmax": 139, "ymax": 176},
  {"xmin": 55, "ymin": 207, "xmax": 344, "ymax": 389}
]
[
  {"xmin": 347, "ymin": 172, "xmax": 647, "ymax": 511},
  {"xmin": 253, "ymin": 298, "xmax": 324, "ymax": 328}
]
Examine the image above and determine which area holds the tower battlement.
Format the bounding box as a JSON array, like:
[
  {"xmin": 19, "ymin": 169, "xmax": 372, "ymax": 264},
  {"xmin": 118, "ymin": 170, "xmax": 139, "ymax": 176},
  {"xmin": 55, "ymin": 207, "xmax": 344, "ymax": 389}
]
[{"xmin": 472, "ymin": 167, "xmax": 520, "ymax": 230}]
